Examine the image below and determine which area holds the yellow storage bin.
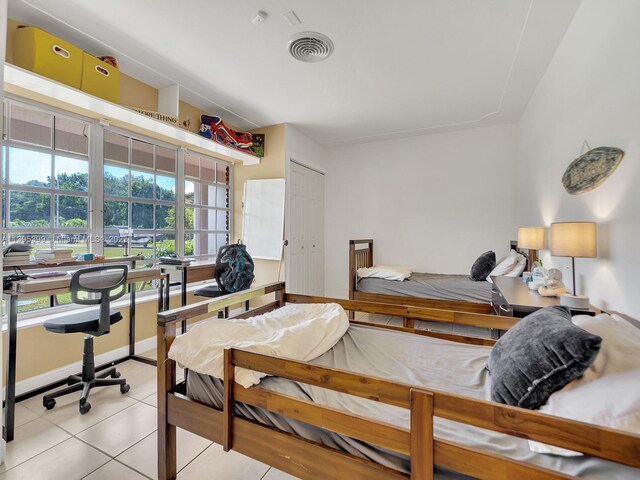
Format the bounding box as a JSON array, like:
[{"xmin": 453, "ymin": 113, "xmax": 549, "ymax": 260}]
[
  {"xmin": 13, "ymin": 26, "xmax": 83, "ymax": 88},
  {"xmin": 80, "ymin": 52, "xmax": 120, "ymax": 103}
]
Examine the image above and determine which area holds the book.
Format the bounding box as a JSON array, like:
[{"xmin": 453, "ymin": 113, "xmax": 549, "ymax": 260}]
[
  {"xmin": 36, "ymin": 258, "xmax": 78, "ymax": 265},
  {"xmin": 36, "ymin": 248, "xmax": 74, "ymax": 254},
  {"xmin": 4, "ymin": 251, "xmax": 31, "ymax": 257},
  {"xmin": 35, "ymin": 250, "xmax": 75, "ymax": 259},
  {"xmin": 3, "ymin": 259, "xmax": 30, "ymax": 266}
]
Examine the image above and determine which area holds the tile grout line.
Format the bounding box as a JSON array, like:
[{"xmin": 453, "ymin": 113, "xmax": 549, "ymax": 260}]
[
  {"xmin": 175, "ymin": 441, "xmax": 216, "ymax": 476},
  {"xmin": 0, "ymin": 427, "xmax": 72, "ymax": 474}
]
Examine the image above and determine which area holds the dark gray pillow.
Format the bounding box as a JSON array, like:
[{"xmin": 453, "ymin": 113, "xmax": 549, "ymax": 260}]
[
  {"xmin": 487, "ymin": 306, "xmax": 602, "ymax": 409},
  {"xmin": 469, "ymin": 251, "xmax": 496, "ymax": 281}
]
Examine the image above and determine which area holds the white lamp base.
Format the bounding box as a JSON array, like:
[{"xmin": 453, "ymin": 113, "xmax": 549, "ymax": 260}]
[{"xmin": 559, "ymin": 294, "xmax": 590, "ymax": 310}]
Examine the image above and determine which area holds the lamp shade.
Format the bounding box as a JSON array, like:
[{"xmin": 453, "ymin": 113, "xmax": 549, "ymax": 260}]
[
  {"xmin": 550, "ymin": 222, "xmax": 597, "ymax": 258},
  {"xmin": 517, "ymin": 227, "xmax": 545, "ymax": 250}
]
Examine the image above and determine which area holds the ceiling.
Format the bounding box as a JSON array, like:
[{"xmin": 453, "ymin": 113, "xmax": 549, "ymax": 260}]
[{"xmin": 8, "ymin": 0, "xmax": 582, "ymax": 146}]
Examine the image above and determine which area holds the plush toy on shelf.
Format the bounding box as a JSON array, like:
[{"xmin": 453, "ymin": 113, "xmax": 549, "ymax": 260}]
[{"xmin": 538, "ymin": 268, "xmax": 567, "ymax": 297}]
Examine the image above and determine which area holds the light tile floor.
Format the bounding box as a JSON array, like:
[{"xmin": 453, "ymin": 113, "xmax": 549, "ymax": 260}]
[{"xmin": 1, "ymin": 349, "xmax": 298, "ymax": 480}]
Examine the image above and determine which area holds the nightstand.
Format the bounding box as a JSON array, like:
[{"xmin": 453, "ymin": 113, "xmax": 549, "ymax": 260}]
[{"xmin": 491, "ymin": 276, "xmax": 600, "ymax": 318}]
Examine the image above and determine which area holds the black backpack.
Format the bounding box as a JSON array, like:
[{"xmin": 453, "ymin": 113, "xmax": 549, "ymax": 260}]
[{"xmin": 215, "ymin": 242, "xmax": 255, "ymax": 293}]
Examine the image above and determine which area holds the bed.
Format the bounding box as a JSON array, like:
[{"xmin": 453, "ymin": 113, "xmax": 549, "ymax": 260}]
[
  {"xmin": 157, "ymin": 282, "xmax": 640, "ymax": 480},
  {"xmin": 349, "ymin": 240, "xmax": 495, "ymax": 318},
  {"xmin": 349, "ymin": 239, "xmax": 532, "ymax": 326}
]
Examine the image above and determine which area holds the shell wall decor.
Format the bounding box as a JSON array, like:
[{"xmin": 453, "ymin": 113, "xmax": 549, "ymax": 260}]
[{"xmin": 562, "ymin": 146, "xmax": 624, "ymax": 195}]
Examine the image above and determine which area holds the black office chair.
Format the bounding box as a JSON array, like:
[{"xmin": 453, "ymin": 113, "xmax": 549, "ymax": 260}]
[
  {"xmin": 193, "ymin": 280, "xmax": 230, "ymax": 317},
  {"xmin": 42, "ymin": 265, "xmax": 130, "ymax": 414}
]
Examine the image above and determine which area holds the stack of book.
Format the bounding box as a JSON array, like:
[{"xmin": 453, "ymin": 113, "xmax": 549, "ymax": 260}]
[
  {"xmin": 35, "ymin": 249, "xmax": 77, "ymax": 264},
  {"xmin": 3, "ymin": 251, "xmax": 32, "ymax": 266}
]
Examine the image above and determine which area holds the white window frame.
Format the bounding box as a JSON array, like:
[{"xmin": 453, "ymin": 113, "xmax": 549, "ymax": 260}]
[
  {"xmin": 183, "ymin": 150, "xmax": 233, "ymax": 260},
  {"xmin": 2, "ymin": 96, "xmax": 234, "ymax": 321},
  {"xmin": 101, "ymin": 126, "xmax": 179, "ymax": 261},
  {"xmin": 3, "ymin": 99, "xmax": 92, "ymax": 251}
]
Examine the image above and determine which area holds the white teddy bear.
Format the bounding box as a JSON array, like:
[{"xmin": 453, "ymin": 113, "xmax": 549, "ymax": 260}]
[{"xmin": 538, "ymin": 268, "xmax": 567, "ymax": 297}]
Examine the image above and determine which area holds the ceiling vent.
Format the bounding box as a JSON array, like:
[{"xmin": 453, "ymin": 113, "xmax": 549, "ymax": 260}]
[{"xmin": 287, "ymin": 31, "xmax": 334, "ymax": 63}]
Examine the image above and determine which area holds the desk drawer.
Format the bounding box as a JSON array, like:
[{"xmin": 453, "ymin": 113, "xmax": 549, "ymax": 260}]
[{"xmin": 492, "ymin": 287, "xmax": 513, "ymax": 316}]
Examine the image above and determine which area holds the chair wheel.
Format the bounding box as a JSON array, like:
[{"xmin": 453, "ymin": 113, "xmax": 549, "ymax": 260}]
[
  {"xmin": 79, "ymin": 402, "xmax": 91, "ymax": 414},
  {"xmin": 111, "ymin": 371, "xmax": 121, "ymax": 378},
  {"xmin": 120, "ymin": 383, "xmax": 130, "ymax": 394},
  {"xmin": 43, "ymin": 399, "xmax": 56, "ymax": 410}
]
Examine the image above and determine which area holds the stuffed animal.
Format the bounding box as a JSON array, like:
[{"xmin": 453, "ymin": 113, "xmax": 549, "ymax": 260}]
[{"xmin": 538, "ymin": 268, "xmax": 567, "ymax": 297}]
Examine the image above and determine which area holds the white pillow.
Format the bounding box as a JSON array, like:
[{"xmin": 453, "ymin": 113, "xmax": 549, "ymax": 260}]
[
  {"xmin": 504, "ymin": 253, "xmax": 527, "ymax": 277},
  {"xmin": 529, "ymin": 313, "xmax": 640, "ymax": 456},
  {"xmin": 357, "ymin": 264, "xmax": 412, "ymax": 281},
  {"xmin": 489, "ymin": 250, "xmax": 518, "ymax": 277}
]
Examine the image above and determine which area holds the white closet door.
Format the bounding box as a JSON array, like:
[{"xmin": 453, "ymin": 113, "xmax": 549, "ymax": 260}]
[
  {"xmin": 287, "ymin": 161, "xmax": 324, "ymax": 295},
  {"xmin": 308, "ymin": 168, "xmax": 324, "ymax": 296}
]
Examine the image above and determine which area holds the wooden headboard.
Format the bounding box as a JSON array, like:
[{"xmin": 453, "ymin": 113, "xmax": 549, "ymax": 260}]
[
  {"xmin": 348, "ymin": 239, "xmax": 373, "ymax": 299},
  {"xmin": 510, "ymin": 239, "xmax": 535, "ymax": 272}
]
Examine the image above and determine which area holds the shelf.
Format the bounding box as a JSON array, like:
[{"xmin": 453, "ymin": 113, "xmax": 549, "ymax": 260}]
[{"xmin": 3, "ymin": 64, "xmax": 260, "ymax": 165}]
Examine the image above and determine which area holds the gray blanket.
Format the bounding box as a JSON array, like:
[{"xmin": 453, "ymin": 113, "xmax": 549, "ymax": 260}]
[
  {"xmin": 187, "ymin": 325, "xmax": 637, "ymax": 479},
  {"xmin": 357, "ymin": 272, "xmax": 492, "ymax": 304}
]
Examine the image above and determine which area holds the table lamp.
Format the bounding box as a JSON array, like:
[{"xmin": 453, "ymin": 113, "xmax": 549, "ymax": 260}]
[
  {"xmin": 517, "ymin": 226, "xmax": 545, "ymax": 268},
  {"xmin": 550, "ymin": 222, "xmax": 597, "ymax": 309}
]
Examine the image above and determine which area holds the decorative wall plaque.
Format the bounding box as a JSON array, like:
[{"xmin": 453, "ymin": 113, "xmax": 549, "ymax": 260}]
[{"xmin": 562, "ymin": 146, "xmax": 624, "ymax": 195}]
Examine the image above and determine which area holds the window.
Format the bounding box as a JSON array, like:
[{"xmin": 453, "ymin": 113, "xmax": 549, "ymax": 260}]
[
  {"xmin": 184, "ymin": 153, "xmax": 231, "ymax": 258},
  {"xmin": 1, "ymin": 99, "xmax": 234, "ymax": 316},
  {"xmin": 3, "ymin": 103, "xmax": 90, "ymax": 254},
  {"xmin": 3, "ymin": 102, "xmax": 90, "ymax": 311},
  {"xmin": 102, "ymin": 130, "xmax": 178, "ymax": 259}
]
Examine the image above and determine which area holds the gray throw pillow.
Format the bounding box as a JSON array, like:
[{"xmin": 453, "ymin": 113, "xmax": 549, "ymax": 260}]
[
  {"xmin": 487, "ymin": 306, "xmax": 602, "ymax": 410},
  {"xmin": 469, "ymin": 251, "xmax": 496, "ymax": 281}
]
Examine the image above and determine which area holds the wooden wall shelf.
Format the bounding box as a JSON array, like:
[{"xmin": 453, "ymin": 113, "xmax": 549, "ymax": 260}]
[{"xmin": 3, "ymin": 64, "xmax": 260, "ymax": 165}]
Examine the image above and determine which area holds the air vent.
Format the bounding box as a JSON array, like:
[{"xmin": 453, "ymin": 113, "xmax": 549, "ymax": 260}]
[{"xmin": 287, "ymin": 31, "xmax": 334, "ymax": 63}]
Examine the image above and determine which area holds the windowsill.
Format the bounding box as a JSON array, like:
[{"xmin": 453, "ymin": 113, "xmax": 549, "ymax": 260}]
[{"xmin": 2, "ymin": 280, "xmax": 214, "ymax": 332}]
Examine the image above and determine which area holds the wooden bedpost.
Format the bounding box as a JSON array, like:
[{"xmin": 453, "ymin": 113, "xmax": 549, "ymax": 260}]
[
  {"xmin": 348, "ymin": 240, "xmax": 374, "ymax": 320},
  {"xmin": 348, "ymin": 241, "xmax": 356, "ymax": 320},
  {"xmin": 157, "ymin": 322, "xmax": 177, "ymax": 480},
  {"xmin": 223, "ymin": 348, "xmax": 235, "ymax": 452},
  {"xmin": 410, "ymin": 389, "xmax": 434, "ymax": 480},
  {"xmin": 275, "ymin": 284, "xmax": 285, "ymax": 308}
]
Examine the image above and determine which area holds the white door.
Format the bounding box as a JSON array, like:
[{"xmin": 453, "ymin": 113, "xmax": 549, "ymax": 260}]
[{"xmin": 287, "ymin": 161, "xmax": 324, "ymax": 295}]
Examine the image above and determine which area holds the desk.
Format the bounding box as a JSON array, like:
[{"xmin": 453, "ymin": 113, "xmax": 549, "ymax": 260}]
[
  {"xmin": 159, "ymin": 261, "xmax": 216, "ymax": 333},
  {"xmin": 158, "ymin": 260, "xmax": 251, "ymax": 330},
  {"xmin": 2, "ymin": 255, "xmax": 145, "ymax": 272},
  {"xmin": 158, "ymin": 260, "xmax": 215, "ymax": 305},
  {"xmin": 3, "ymin": 267, "xmax": 170, "ymax": 442},
  {"xmin": 491, "ymin": 276, "xmax": 600, "ymax": 317}
]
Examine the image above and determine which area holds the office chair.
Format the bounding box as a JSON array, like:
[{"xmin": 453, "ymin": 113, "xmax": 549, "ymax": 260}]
[
  {"xmin": 193, "ymin": 281, "xmax": 230, "ymax": 318},
  {"xmin": 42, "ymin": 265, "xmax": 130, "ymax": 414}
]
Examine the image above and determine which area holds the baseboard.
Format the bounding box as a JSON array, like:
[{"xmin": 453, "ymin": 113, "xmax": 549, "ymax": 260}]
[{"xmin": 15, "ymin": 336, "xmax": 157, "ymax": 396}]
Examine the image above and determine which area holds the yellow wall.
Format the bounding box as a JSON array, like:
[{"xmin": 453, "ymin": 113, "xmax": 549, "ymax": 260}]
[
  {"xmin": 234, "ymin": 124, "xmax": 286, "ymax": 303},
  {"xmin": 119, "ymin": 73, "xmax": 159, "ymax": 111}
]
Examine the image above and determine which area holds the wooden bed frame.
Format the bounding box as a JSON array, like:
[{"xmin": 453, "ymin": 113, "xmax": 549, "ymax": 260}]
[
  {"xmin": 157, "ymin": 282, "xmax": 640, "ymax": 480},
  {"xmin": 349, "ymin": 240, "xmax": 494, "ymax": 323}
]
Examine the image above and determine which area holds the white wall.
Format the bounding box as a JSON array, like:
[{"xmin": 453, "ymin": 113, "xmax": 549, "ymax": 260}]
[
  {"xmin": 324, "ymin": 123, "xmax": 519, "ymax": 298},
  {"xmin": 285, "ymin": 124, "xmax": 328, "ymax": 172},
  {"xmin": 517, "ymin": 0, "xmax": 640, "ymax": 319}
]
